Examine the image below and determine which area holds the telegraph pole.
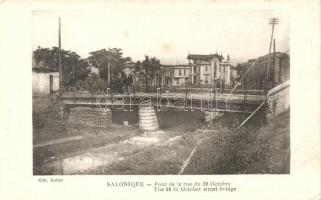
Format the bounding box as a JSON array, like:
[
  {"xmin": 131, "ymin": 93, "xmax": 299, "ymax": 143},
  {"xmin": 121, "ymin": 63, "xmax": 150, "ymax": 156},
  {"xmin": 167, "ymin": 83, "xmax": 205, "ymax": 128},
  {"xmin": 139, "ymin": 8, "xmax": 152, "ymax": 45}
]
[
  {"xmin": 265, "ymin": 17, "xmax": 278, "ymax": 91},
  {"xmin": 107, "ymin": 61, "xmax": 111, "ymax": 86},
  {"xmin": 273, "ymin": 38, "xmax": 276, "ymax": 86},
  {"xmin": 269, "ymin": 17, "xmax": 279, "ymax": 54},
  {"xmin": 106, "ymin": 52, "xmax": 112, "ymax": 87},
  {"xmin": 58, "ymin": 17, "xmax": 63, "ymax": 100}
]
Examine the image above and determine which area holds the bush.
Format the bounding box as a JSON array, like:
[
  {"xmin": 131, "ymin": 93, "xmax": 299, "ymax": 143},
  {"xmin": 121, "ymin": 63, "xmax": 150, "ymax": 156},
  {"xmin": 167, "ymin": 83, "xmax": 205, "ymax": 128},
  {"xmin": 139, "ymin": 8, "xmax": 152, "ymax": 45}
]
[
  {"xmin": 184, "ymin": 126, "xmax": 268, "ymax": 174},
  {"xmin": 111, "ymin": 78, "xmax": 123, "ymax": 94}
]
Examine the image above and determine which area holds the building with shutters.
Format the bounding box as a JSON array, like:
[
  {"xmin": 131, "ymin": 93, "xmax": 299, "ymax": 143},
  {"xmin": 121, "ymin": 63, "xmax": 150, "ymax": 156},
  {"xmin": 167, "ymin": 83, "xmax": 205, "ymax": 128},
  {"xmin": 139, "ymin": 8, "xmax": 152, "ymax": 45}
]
[{"xmin": 187, "ymin": 53, "xmax": 232, "ymax": 87}]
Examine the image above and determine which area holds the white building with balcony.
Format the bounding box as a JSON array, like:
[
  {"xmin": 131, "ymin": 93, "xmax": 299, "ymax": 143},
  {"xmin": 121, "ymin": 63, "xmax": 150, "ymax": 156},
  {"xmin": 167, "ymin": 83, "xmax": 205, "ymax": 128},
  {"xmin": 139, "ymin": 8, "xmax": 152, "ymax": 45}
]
[
  {"xmin": 161, "ymin": 65, "xmax": 190, "ymax": 86},
  {"xmin": 187, "ymin": 53, "xmax": 232, "ymax": 87}
]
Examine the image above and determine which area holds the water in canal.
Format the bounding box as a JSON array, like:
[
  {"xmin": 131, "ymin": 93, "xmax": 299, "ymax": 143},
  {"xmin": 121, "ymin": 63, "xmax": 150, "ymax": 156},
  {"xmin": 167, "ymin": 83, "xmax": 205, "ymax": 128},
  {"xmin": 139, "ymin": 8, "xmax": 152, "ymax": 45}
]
[{"xmin": 111, "ymin": 105, "xmax": 266, "ymax": 131}]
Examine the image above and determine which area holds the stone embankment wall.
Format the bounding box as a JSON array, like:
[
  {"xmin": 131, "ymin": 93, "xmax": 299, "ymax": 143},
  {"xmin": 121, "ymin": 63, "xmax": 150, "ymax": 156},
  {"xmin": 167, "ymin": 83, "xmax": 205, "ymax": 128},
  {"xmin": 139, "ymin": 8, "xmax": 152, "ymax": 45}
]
[
  {"xmin": 266, "ymin": 80, "xmax": 290, "ymax": 121},
  {"xmin": 67, "ymin": 107, "xmax": 112, "ymax": 133}
]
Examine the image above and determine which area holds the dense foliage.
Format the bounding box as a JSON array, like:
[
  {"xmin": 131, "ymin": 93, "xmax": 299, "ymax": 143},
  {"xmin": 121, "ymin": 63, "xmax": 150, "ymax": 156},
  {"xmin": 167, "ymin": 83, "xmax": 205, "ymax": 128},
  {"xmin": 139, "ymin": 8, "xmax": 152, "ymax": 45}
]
[
  {"xmin": 33, "ymin": 46, "xmax": 90, "ymax": 88},
  {"xmin": 88, "ymin": 48, "xmax": 131, "ymax": 82},
  {"xmin": 134, "ymin": 55, "xmax": 161, "ymax": 92},
  {"xmin": 33, "ymin": 47, "xmax": 161, "ymax": 94}
]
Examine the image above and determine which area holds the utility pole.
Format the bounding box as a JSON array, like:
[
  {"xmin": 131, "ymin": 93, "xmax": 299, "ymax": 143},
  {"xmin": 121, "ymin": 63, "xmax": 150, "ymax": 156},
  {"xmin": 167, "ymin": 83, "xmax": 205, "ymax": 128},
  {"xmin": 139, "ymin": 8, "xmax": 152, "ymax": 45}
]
[
  {"xmin": 107, "ymin": 53, "xmax": 112, "ymax": 87},
  {"xmin": 273, "ymin": 39, "xmax": 276, "ymax": 86},
  {"xmin": 58, "ymin": 17, "xmax": 63, "ymax": 100},
  {"xmin": 213, "ymin": 80, "xmax": 216, "ymax": 109},
  {"xmin": 269, "ymin": 17, "xmax": 279, "ymax": 54},
  {"xmin": 72, "ymin": 64, "xmax": 75, "ymax": 84},
  {"xmin": 58, "ymin": 17, "xmax": 64, "ymax": 120},
  {"xmin": 72, "ymin": 63, "xmax": 75, "ymax": 102},
  {"xmin": 107, "ymin": 62, "xmax": 111, "ymax": 86},
  {"xmin": 266, "ymin": 17, "xmax": 278, "ymax": 90}
]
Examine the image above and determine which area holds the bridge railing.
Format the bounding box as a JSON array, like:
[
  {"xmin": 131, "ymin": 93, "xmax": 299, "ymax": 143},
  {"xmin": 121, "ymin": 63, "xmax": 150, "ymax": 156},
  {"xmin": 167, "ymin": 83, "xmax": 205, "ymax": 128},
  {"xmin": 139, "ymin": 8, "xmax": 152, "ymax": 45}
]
[{"xmin": 132, "ymin": 85, "xmax": 264, "ymax": 95}]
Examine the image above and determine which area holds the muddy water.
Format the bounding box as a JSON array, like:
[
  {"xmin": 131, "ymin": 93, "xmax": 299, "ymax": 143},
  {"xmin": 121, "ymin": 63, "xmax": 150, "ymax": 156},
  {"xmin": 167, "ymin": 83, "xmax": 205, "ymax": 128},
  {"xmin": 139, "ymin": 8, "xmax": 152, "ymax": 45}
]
[
  {"xmin": 40, "ymin": 130, "xmax": 170, "ymax": 175},
  {"xmin": 35, "ymin": 106, "xmax": 266, "ymax": 175},
  {"xmin": 112, "ymin": 105, "xmax": 265, "ymax": 131}
]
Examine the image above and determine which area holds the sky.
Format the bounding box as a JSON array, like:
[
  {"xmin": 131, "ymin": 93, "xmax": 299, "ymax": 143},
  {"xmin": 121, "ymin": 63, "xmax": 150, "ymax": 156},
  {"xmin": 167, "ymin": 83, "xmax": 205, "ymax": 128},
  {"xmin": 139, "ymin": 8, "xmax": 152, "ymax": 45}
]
[{"xmin": 32, "ymin": 8, "xmax": 289, "ymax": 65}]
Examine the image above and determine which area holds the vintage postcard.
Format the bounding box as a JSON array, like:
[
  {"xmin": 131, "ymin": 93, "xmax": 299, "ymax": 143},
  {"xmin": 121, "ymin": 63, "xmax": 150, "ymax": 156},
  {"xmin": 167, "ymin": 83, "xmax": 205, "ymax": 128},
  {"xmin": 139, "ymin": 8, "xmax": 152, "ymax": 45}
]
[
  {"xmin": 32, "ymin": 9, "xmax": 290, "ymax": 176},
  {"xmin": 0, "ymin": 0, "xmax": 320, "ymax": 200}
]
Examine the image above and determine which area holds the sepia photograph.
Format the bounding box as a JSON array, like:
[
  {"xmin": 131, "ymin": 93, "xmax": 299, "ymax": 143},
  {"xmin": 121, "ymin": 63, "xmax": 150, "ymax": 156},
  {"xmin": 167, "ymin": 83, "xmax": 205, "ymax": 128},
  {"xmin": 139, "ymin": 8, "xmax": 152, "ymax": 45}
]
[
  {"xmin": 32, "ymin": 9, "xmax": 290, "ymax": 175},
  {"xmin": 1, "ymin": 0, "xmax": 321, "ymax": 199}
]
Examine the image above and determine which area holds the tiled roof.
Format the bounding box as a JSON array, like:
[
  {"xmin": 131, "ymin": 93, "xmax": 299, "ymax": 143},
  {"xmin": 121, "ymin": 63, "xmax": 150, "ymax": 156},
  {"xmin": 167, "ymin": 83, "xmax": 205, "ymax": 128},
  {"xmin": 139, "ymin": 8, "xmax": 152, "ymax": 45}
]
[
  {"xmin": 262, "ymin": 52, "xmax": 288, "ymax": 58},
  {"xmin": 220, "ymin": 62, "xmax": 230, "ymax": 66},
  {"xmin": 161, "ymin": 64, "xmax": 189, "ymax": 69},
  {"xmin": 247, "ymin": 52, "xmax": 289, "ymax": 63},
  {"xmin": 187, "ymin": 54, "xmax": 224, "ymax": 61}
]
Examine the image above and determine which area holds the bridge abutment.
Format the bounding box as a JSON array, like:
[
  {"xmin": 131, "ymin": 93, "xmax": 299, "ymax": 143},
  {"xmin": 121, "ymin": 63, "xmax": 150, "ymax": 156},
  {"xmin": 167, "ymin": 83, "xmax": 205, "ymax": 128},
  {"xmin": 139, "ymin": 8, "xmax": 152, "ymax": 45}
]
[
  {"xmin": 67, "ymin": 107, "xmax": 112, "ymax": 134},
  {"xmin": 139, "ymin": 104, "xmax": 159, "ymax": 132}
]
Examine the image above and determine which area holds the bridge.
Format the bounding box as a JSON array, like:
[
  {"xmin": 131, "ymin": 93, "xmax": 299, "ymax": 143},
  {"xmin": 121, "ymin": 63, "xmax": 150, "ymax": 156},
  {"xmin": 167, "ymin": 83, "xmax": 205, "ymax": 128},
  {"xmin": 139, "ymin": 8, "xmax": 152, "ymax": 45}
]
[
  {"xmin": 61, "ymin": 91, "xmax": 266, "ymax": 113},
  {"xmin": 59, "ymin": 90, "xmax": 266, "ymax": 132}
]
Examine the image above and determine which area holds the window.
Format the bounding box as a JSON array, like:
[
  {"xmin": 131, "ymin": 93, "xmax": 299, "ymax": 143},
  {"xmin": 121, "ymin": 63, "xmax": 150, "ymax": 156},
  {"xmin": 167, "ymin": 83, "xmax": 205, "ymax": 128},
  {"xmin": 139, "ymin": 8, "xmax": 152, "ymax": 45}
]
[
  {"xmin": 184, "ymin": 69, "xmax": 186, "ymax": 76},
  {"xmin": 205, "ymin": 76, "xmax": 208, "ymax": 84},
  {"xmin": 205, "ymin": 66, "xmax": 208, "ymax": 72},
  {"xmin": 179, "ymin": 69, "xmax": 182, "ymax": 76}
]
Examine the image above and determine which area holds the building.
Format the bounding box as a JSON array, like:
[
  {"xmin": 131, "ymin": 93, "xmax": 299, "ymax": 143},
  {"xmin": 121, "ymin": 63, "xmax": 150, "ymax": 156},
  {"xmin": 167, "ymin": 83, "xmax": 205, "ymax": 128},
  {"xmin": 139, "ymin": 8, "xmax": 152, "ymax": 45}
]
[
  {"xmin": 160, "ymin": 65, "xmax": 190, "ymax": 86},
  {"xmin": 32, "ymin": 71, "xmax": 59, "ymax": 96},
  {"xmin": 219, "ymin": 55, "xmax": 231, "ymax": 86},
  {"xmin": 230, "ymin": 65, "xmax": 240, "ymax": 87},
  {"xmin": 32, "ymin": 58, "xmax": 59, "ymax": 96},
  {"xmin": 243, "ymin": 52, "xmax": 290, "ymax": 90},
  {"xmin": 187, "ymin": 53, "xmax": 232, "ymax": 87}
]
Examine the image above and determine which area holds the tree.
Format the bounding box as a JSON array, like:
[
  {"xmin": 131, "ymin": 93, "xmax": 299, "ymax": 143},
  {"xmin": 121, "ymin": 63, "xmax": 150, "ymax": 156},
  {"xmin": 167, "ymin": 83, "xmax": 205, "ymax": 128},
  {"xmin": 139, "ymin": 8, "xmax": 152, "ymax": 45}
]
[
  {"xmin": 137, "ymin": 55, "xmax": 161, "ymax": 92},
  {"xmin": 32, "ymin": 46, "xmax": 90, "ymax": 89},
  {"xmin": 88, "ymin": 48, "xmax": 131, "ymax": 83},
  {"xmin": 83, "ymin": 73, "xmax": 106, "ymax": 96},
  {"xmin": 134, "ymin": 60, "xmax": 142, "ymax": 72}
]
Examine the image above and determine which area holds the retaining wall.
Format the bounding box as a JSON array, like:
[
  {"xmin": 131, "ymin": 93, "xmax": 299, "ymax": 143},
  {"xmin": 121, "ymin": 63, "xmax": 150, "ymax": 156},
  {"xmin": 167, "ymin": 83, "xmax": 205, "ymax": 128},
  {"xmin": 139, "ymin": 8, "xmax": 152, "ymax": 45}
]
[{"xmin": 266, "ymin": 80, "xmax": 290, "ymax": 120}]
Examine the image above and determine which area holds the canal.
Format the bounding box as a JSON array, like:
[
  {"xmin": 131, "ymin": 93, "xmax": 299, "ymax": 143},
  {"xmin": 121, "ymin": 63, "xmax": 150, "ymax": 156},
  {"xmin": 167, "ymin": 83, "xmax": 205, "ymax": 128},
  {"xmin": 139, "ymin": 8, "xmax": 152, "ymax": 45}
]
[{"xmin": 33, "ymin": 103, "xmax": 268, "ymax": 175}]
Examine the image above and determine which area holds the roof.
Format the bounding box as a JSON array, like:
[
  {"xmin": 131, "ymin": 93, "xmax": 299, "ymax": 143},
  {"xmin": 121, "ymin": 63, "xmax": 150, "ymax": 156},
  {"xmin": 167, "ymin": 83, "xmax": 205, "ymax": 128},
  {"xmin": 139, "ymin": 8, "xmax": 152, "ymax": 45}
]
[
  {"xmin": 247, "ymin": 52, "xmax": 289, "ymax": 63},
  {"xmin": 161, "ymin": 64, "xmax": 189, "ymax": 69},
  {"xmin": 187, "ymin": 54, "xmax": 224, "ymax": 61},
  {"xmin": 262, "ymin": 52, "xmax": 289, "ymax": 58},
  {"xmin": 220, "ymin": 62, "xmax": 230, "ymax": 66}
]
